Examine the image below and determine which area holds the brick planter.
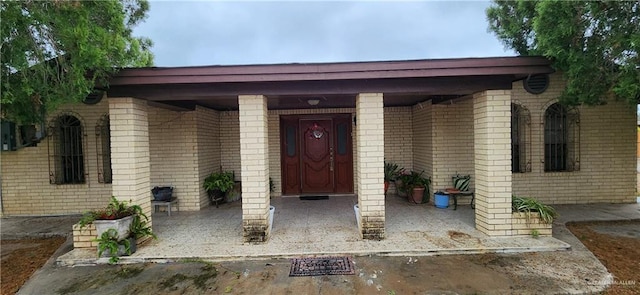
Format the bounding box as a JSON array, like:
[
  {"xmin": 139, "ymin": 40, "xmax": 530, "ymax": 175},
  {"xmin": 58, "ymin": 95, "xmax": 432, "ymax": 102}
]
[
  {"xmin": 511, "ymin": 212, "xmax": 552, "ymax": 237},
  {"xmin": 73, "ymin": 223, "xmax": 98, "ymax": 249}
]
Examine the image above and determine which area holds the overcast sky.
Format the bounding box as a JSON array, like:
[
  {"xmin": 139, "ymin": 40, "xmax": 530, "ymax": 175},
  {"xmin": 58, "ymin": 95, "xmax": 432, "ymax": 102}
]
[{"xmin": 133, "ymin": 1, "xmax": 515, "ymax": 67}]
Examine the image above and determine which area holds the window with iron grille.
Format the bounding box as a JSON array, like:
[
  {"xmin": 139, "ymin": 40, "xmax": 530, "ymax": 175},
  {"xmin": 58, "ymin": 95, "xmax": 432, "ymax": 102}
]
[
  {"xmin": 48, "ymin": 115, "xmax": 85, "ymax": 184},
  {"xmin": 544, "ymin": 103, "xmax": 580, "ymax": 172},
  {"xmin": 511, "ymin": 103, "xmax": 531, "ymax": 173},
  {"xmin": 96, "ymin": 115, "xmax": 112, "ymax": 183}
]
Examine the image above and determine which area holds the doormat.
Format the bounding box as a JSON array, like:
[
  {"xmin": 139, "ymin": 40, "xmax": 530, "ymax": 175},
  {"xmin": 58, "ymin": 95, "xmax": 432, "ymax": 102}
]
[
  {"xmin": 299, "ymin": 195, "xmax": 329, "ymax": 200},
  {"xmin": 289, "ymin": 256, "xmax": 355, "ymax": 277}
]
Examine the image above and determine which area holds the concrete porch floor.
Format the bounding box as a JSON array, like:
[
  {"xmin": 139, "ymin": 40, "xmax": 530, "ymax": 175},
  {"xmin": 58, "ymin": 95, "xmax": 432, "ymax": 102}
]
[{"xmin": 58, "ymin": 195, "xmax": 572, "ymax": 265}]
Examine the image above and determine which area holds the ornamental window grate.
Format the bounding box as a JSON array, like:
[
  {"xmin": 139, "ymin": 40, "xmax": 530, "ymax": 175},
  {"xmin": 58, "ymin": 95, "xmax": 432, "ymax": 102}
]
[
  {"xmin": 48, "ymin": 115, "xmax": 86, "ymax": 184},
  {"xmin": 544, "ymin": 103, "xmax": 580, "ymax": 172},
  {"xmin": 511, "ymin": 103, "xmax": 531, "ymax": 173}
]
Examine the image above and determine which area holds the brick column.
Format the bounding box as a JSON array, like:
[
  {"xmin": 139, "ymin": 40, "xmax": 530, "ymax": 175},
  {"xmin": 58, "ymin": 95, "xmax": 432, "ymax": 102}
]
[
  {"xmin": 356, "ymin": 93, "xmax": 385, "ymax": 240},
  {"xmin": 238, "ymin": 95, "xmax": 271, "ymax": 243},
  {"xmin": 109, "ymin": 97, "xmax": 152, "ymax": 226},
  {"xmin": 473, "ymin": 90, "xmax": 512, "ymax": 236}
]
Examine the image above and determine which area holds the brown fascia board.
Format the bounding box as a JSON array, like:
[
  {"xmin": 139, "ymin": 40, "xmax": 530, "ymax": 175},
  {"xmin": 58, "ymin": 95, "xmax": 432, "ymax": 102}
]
[{"xmin": 109, "ymin": 56, "xmax": 553, "ymax": 86}]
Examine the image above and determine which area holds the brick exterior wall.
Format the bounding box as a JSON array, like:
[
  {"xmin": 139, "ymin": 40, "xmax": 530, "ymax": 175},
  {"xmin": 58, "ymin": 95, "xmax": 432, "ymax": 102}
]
[
  {"xmin": 473, "ymin": 90, "xmax": 513, "ymax": 236},
  {"xmin": 385, "ymin": 107, "xmax": 413, "ymax": 171},
  {"xmin": 512, "ymin": 73, "xmax": 637, "ymax": 204},
  {"xmin": 0, "ymin": 100, "xmax": 113, "ymax": 216},
  {"xmin": 412, "ymin": 101, "xmax": 433, "ymax": 192},
  {"xmin": 147, "ymin": 105, "xmax": 221, "ymax": 210},
  {"xmin": 2, "ymin": 72, "xmax": 635, "ymax": 219},
  {"xmin": 195, "ymin": 106, "xmax": 221, "ymax": 208},
  {"xmin": 109, "ymin": 97, "xmax": 152, "ymax": 225},
  {"xmin": 431, "ymin": 99, "xmax": 475, "ymax": 191},
  {"xmin": 238, "ymin": 95, "xmax": 271, "ymax": 243},
  {"xmin": 148, "ymin": 106, "xmax": 200, "ymax": 211},
  {"xmin": 356, "ymin": 93, "xmax": 385, "ymax": 240},
  {"xmin": 219, "ymin": 111, "xmax": 241, "ymax": 180},
  {"xmin": 411, "ymin": 99, "xmax": 476, "ymax": 195}
]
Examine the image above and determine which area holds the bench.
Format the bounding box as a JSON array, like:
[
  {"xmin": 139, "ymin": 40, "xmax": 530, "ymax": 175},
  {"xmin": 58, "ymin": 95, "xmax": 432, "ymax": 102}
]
[
  {"xmin": 151, "ymin": 197, "xmax": 178, "ymax": 216},
  {"xmin": 443, "ymin": 188, "xmax": 475, "ymax": 210}
]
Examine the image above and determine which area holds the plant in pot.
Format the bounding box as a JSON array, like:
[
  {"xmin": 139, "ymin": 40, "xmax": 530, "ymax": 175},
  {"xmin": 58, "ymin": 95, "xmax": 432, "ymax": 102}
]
[
  {"xmin": 78, "ymin": 196, "xmax": 146, "ymax": 241},
  {"xmin": 398, "ymin": 170, "xmax": 431, "ymax": 204},
  {"xmin": 512, "ymin": 195, "xmax": 557, "ymax": 224},
  {"xmin": 203, "ymin": 171, "xmax": 235, "ymax": 205},
  {"xmin": 79, "ymin": 197, "xmax": 155, "ymax": 263},
  {"xmin": 94, "ymin": 211, "xmax": 156, "ymax": 264},
  {"xmin": 384, "ymin": 161, "xmax": 404, "ymax": 195},
  {"xmin": 95, "ymin": 228, "xmax": 134, "ymax": 264}
]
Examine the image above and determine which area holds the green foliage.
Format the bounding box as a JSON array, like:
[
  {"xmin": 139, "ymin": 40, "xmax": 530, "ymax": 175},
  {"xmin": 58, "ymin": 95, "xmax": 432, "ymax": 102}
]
[
  {"xmin": 1, "ymin": 0, "xmax": 154, "ymax": 124},
  {"xmin": 269, "ymin": 177, "xmax": 275, "ymax": 193},
  {"xmin": 487, "ymin": 1, "xmax": 640, "ymax": 106},
  {"xmin": 397, "ymin": 170, "xmax": 431, "ymax": 203},
  {"xmin": 203, "ymin": 171, "xmax": 235, "ymax": 193},
  {"xmin": 384, "ymin": 161, "xmax": 404, "ymax": 182},
  {"xmin": 531, "ymin": 229, "xmax": 540, "ymax": 238},
  {"xmin": 78, "ymin": 196, "xmax": 145, "ymax": 228},
  {"xmin": 95, "ymin": 228, "xmax": 131, "ymax": 264},
  {"xmin": 512, "ymin": 195, "xmax": 558, "ymax": 224},
  {"xmin": 86, "ymin": 197, "xmax": 155, "ymax": 263},
  {"xmin": 130, "ymin": 211, "xmax": 157, "ymax": 240}
]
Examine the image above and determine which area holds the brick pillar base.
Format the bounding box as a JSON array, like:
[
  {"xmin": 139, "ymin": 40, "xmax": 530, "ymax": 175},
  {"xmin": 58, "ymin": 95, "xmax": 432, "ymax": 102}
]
[
  {"xmin": 473, "ymin": 90, "xmax": 513, "ymax": 236},
  {"xmin": 238, "ymin": 95, "xmax": 271, "ymax": 243},
  {"xmin": 356, "ymin": 93, "xmax": 385, "ymax": 240}
]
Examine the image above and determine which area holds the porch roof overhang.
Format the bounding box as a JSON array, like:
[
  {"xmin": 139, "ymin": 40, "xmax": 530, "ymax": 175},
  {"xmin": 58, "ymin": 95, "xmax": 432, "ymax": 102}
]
[{"xmin": 107, "ymin": 56, "xmax": 554, "ymax": 111}]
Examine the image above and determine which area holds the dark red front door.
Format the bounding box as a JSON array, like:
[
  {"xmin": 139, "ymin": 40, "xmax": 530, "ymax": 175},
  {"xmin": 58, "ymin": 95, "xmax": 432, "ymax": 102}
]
[
  {"xmin": 281, "ymin": 114, "xmax": 353, "ymax": 195},
  {"xmin": 300, "ymin": 119, "xmax": 334, "ymax": 193}
]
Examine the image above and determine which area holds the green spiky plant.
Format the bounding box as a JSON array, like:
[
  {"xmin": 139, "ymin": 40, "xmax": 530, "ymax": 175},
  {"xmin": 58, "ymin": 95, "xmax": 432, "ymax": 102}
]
[
  {"xmin": 95, "ymin": 228, "xmax": 132, "ymax": 264},
  {"xmin": 384, "ymin": 161, "xmax": 404, "ymax": 183},
  {"xmin": 78, "ymin": 196, "xmax": 146, "ymax": 228},
  {"xmin": 512, "ymin": 196, "xmax": 558, "ymax": 224}
]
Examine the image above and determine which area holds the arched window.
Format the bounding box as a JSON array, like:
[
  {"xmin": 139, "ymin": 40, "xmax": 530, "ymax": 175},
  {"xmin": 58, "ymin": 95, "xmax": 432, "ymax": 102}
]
[
  {"xmin": 544, "ymin": 103, "xmax": 580, "ymax": 172},
  {"xmin": 96, "ymin": 115, "xmax": 112, "ymax": 183},
  {"xmin": 49, "ymin": 115, "xmax": 85, "ymax": 184},
  {"xmin": 511, "ymin": 103, "xmax": 531, "ymax": 173}
]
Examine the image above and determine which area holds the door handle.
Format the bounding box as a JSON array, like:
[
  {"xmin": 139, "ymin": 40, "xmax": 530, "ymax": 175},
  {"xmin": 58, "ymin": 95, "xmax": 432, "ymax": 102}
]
[{"xmin": 330, "ymin": 146, "xmax": 334, "ymax": 172}]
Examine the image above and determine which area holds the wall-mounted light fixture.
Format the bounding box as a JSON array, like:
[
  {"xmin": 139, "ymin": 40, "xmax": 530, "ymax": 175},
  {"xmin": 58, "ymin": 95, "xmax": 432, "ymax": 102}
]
[{"xmin": 307, "ymin": 99, "xmax": 320, "ymax": 106}]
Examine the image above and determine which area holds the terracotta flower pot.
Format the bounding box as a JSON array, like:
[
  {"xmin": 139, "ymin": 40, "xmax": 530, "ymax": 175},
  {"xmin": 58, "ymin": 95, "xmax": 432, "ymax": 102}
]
[{"xmin": 411, "ymin": 186, "xmax": 426, "ymax": 204}]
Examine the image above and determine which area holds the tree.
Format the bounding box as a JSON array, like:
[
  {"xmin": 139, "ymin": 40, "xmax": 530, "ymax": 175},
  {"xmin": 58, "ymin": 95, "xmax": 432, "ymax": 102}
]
[
  {"xmin": 486, "ymin": 1, "xmax": 639, "ymax": 106},
  {"xmin": 1, "ymin": 0, "xmax": 154, "ymax": 124}
]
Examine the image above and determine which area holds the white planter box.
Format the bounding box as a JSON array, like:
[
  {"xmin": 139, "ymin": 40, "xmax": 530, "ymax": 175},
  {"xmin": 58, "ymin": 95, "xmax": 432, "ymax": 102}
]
[
  {"xmin": 269, "ymin": 206, "xmax": 275, "ymax": 230},
  {"xmin": 354, "ymin": 204, "xmax": 362, "ymax": 229},
  {"xmin": 93, "ymin": 215, "xmax": 134, "ymax": 241}
]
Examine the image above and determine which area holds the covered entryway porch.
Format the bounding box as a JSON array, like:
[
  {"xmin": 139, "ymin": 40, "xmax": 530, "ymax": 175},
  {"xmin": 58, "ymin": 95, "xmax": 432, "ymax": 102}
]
[
  {"xmin": 105, "ymin": 57, "xmax": 556, "ymax": 243},
  {"xmin": 59, "ymin": 195, "xmax": 569, "ymax": 264}
]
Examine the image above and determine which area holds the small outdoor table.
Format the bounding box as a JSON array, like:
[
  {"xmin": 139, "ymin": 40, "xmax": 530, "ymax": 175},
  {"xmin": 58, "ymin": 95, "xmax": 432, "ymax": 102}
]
[
  {"xmin": 443, "ymin": 188, "xmax": 475, "ymax": 210},
  {"xmin": 151, "ymin": 197, "xmax": 178, "ymax": 216}
]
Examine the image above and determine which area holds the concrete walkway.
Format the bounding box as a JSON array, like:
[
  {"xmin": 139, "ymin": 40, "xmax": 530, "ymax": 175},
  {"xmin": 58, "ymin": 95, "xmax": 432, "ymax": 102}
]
[
  {"xmin": 52, "ymin": 196, "xmax": 635, "ymax": 266},
  {"xmin": 3, "ymin": 201, "xmax": 639, "ymax": 295}
]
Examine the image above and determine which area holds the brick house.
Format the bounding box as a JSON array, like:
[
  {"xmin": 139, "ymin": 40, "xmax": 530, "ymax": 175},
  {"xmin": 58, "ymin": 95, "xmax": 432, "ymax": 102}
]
[{"xmin": 1, "ymin": 56, "xmax": 636, "ymax": 241}]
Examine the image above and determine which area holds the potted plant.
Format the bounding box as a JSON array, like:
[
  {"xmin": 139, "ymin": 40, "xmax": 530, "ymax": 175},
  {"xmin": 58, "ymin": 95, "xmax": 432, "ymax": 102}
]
[
  {"xmin": 384, "ymin": 161, "xmax": 404, "ymax": 195},
  {"xmin": 78, "ymin": 197, "xmax": 146, "ymax": 241},
  {"xmin": 203, "ymin": 171, "xmax": 235, "ymax": 205},
  {"xmin": 398, "ymin": 170, "xmax": 431, "ymax": 204},
  {"xmin": 129, "ymin": 211, "xmax": 157, "ymax": 241},
  {"xmin": 95, "ymin": 228, "xmax": 135, "ymax": 264},
  {"xmin": 512, "ymin": 195, "xmax": 557, "ymax": 224},
  {"xmin": 94, "ymin": 209, "xmax": 156, "ymax": 264}
]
